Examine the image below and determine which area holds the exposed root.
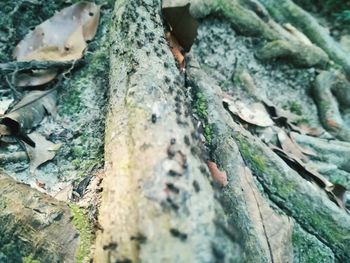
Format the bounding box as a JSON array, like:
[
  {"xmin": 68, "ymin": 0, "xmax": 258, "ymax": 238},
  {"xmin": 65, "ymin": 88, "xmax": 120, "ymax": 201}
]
[
  {"xmin": 313, "ymin": 70, "xmax": 350, "ymax": 142},
  {"xmin": 257, "ymin": 39, "xmax": 329, "ymax": 67}
]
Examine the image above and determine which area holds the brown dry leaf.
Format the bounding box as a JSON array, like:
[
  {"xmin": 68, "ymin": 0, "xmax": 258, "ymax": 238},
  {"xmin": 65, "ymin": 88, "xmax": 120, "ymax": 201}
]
[
  {"xmin": 13, "ymin": 2, "xmax": 100, "ymax": 86},
  {"xmin": 277, "ymin": 128, "xmax": 307, "ymax": 161},
  {"xmin": 25, "ymin": 132, "xmax": 61, "ymax": 175},
  {"xmin": 238, "ymin": 165, "xmax": 293, "ymax": 262},
  {"xmin": 329, "ymin": 184, "xmax": 348, "ymax": 210},
  {"xmin": 272, "ymin": 146, "xmax": 347, "ymax": 209},
  {"xmin": 223, "ymin": 98, "xmax": 274, "ymax": 127},
  {"xmin": 162, "ymin": 3, "xmax": 198, "ymax": 52},
  {"xmin": 14, "ymin": 69, "xmax": 58, "ymax": 87},
  {"xmin": 263, "ymin": 100, "xmax": 300, "ymax": 124},
  {"xmin": 289, "ymin": 132, "xmax": 317, "ymax": 157},
  {"xmin": 207, "ymin": 161, "xmax": 228, "ymax": 187},
  {"xmin": 1, "ymin": 88, "xmax": 57, "ymax": 146},
  {"xmin": 165, "ymin": 32, "xmax": 185, "ymax": 71}
]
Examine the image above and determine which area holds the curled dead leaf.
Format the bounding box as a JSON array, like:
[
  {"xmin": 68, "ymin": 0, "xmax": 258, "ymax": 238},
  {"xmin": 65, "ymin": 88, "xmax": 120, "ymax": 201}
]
[
  {"xmin": 223, "ymin": 98, "xmax": 274, "ymax": 127},
  {"xmin": 162, "ymin": 3, "xmax": 199, "ymax": 52},
  {"xmin": 165, "ymin": 32, "xmax": 185, "ymax": 71},
  {"xmin": 0, "ymin": 88, "xmax": 57, "ymax": 146},
  {"xmin": 207, "ymin": 161, "xmax": 228, "ymax": 187},
  {"xmin": 277, "ymin": 128, "xmax": 307, "ymax": 162},
  {"xmin": 272, "ymin": 146, "xmax": 347, "ymax": 209}
]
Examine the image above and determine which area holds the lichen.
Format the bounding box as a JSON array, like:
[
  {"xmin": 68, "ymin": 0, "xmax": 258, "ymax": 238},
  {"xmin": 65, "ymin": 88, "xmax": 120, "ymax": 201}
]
[{"xmin": 70, "ymin": 204, "xmax": 94, "ymax": 263}]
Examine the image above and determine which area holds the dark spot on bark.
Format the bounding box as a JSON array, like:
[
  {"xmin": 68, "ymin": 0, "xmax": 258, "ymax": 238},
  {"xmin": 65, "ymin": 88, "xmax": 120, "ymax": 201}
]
[
  {"xmin": 191, "ymin": 131, "xmax": 199, "ymax": 140},
  {"xmin": 130, "ymin": 234, "xmax": 147, "ymax": 243},
  {"xmin": 164, "ymin": 76, "xmax": 171, "ymax": 83},
  {"xmin": 166, "ymin": 182, "xmax": 180, "ymax": 194},
  {"xmin": 88, "ymin": 12, "xmax": 94, "ymax": 16},
  {"xmin": 190, "ymin": 146, "xmax": 198, "ymax": 155},
  {"xmin": 169, "ymin": 228, "xmax": 187, "ymax": 241},
  {"xmin": 193, "ymin": 180, "xmax": 200, "ymax": 192},
  {"xmin": 212, "ymin": 244, "xmax": 226, "ymax": 260},
  {"xmin": 170, "ymin": 138, "xmax": 176, "ymax": 145},
  {"xmin": 151, "ymin": 114, "xmax": 157, "ymax": 123},
  {"xmin": 166, "ymin": 197, "xmax": 179, "ymax": 210},
  {"xmin": 184, "ymin": 135, "xmax": 190, "ymax": 146},
  {"xmin": 199, "ymin": 165, "xmax": 207, "ymax": 174},
  {"xmin": 168, "ymin": 169, "xmax": 182, "ymax": 177},
  {"xmin": 167, "ymin": 145, "xmax": 176, "ymax": 158},
  {"xmin": 164, "ymin": 62, "xmax": 169, "ymax": 68},
  {"xmin": 115, "ymin": 259, "xmax": 132, "ymax": 263},
  {"xmin": 103, "ymin": 242, "xmax": 118, "ymax": 250}
]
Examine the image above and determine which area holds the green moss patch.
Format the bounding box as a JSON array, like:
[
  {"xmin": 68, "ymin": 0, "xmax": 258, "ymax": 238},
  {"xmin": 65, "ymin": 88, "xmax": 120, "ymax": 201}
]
[{"xmin": 70, "ymin": 204, "xmax": 94, "ymax": 263}]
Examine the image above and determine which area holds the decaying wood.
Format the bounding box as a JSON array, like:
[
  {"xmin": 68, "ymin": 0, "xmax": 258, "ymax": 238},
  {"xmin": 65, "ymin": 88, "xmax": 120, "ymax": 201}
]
[{"xmin": 0, "ymin": 170, "xmax": 79, "ymax": 262}]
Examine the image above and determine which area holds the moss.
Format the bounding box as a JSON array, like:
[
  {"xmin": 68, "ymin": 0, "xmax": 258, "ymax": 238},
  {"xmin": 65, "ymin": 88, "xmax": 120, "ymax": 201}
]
[
  {"xmin": 234, "ymin": 133, "xmax": 350, "ymax": 259},
  {"xmin": 237, "ymin": 137, "xmax": 295, "ymax": 196},
  {"xmin": 292, "ymin": 225, "xmax": 334, "ymax": 263},
  {"xmin": 289, "ymin": 101, "xmax": 302, "ymax": 116},
  {"xmin": 70, "ymin": 204, "xmax": 94, "ymax": 263},
  {"xmin": 194, "ymin": 91, "xmax": 213, "ymax": 144},
  {"xmin": 22, "ymin": 255, "xmax": 41, "ymax": 263}
]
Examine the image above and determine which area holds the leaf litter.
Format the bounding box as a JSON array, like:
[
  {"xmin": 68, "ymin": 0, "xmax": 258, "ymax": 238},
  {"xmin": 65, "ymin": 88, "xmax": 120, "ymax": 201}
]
[
  {"xmin": 1, "ymin": 1, "xmax": 101, "ymax": 178},
  {"xmin": 223, "ymin": 93, "xmax": 348, "ymax": 211},
  {"xmin": 13, "ymin": 1, "xmax": 100, "ymax": 86}
]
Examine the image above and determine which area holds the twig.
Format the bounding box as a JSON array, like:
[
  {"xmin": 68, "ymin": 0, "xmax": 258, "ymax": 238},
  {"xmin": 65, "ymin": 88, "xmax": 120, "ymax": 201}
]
[{"xmin": 0, "ymin": 59, "xmax": 84, "ymax": 75}]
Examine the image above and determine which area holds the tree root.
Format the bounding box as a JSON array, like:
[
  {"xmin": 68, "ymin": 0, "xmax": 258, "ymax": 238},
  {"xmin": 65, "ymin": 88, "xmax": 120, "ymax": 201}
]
[
  {"xmin": 257, "ymin": 39, "xmax": 329, "ymax": 67},
  {"xmin": 258, "ymin": 0, "xmax": 350, "ymax": 78},
  {"xmin": 0, "ymin": 170, "xmax": 79, "ymax": 262},
  {"xmin": 187, "ymin": 57, "xmax": 350, "ymax": 261},
  {"xmin": 313, "ymin": 70, "xmax": 350, "ymax": 142}
]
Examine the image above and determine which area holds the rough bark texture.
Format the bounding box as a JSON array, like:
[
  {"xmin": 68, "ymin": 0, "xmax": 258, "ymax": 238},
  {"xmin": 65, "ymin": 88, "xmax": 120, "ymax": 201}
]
[
  {"xmin": 0, "ymin": 170, "xmax": 79, "ymax": 263},
  {"xmin": 94, "ymin": 1, "xmax": 245, "ymax": 262}
]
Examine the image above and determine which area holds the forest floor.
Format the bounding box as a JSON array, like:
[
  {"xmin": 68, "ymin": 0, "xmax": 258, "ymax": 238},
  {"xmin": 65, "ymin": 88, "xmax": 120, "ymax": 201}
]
[{"xmin": 1, "ymin": 0, "xmax": 350, "ymax": 262}]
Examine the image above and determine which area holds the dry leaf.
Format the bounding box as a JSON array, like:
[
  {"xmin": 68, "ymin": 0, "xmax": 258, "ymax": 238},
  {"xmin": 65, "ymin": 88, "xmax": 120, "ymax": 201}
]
[
  {"xmin": 272, "ymin": 146, "xmax": 347, "ymax": 209},
  {"xmin": 223, "ymin": 98, "xmax": 274, "ymax": 127},
  {"xmin": 13, "ymin": 2, "xmax": 100, "ymax": 86},
  {"xmin": 238, "ymin": 165, "xmax": 293, "ymax": 262},
  {"xmin": 0, "ymin": 99, "xmax": 14, "ymax": 115},
  {"xmin": 0, "ymin": 88, "xmax": 57, "ymax": 146},
  {"xmin": 162, "ymin": 3, "xmax": 198, "ymax": 52},
  {"xmin": 25, "ymin": 132, "xmax": 61, "ymax": 175},
  {"xmin": 207, "ymin": 161, "xmax": 228, "ymax": 187},
  {"xmin": 165, "ymin": 32, "xmax": 185, "ymax": 71},
  {"xmin": 277, "ymin": 128, "xmax": 307, "ymax": 161},
  {"xmin": 263, "ymin": 100, "xmax": 300, "ymax": 124}
]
